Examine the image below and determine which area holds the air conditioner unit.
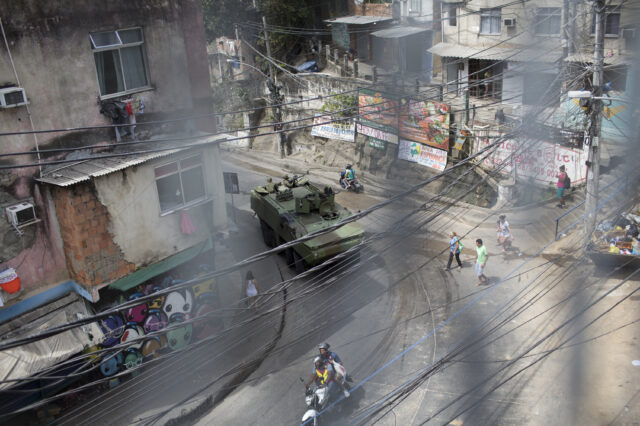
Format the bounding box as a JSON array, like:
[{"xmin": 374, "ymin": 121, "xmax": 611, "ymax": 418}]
[
  {"xmin": 0, "ymin": 87, "xmax": 28, "ymax": 108},
  {"xmin": 504, "ymin": 18, "xmax": 516, "ymax": 27},
  {"xmin": 5, "ymin": 202, "xmax": 36, "ymax": 226},
  {"xmin": 622, "ymin": 28, "xmax": 636, "ymax": 40}
]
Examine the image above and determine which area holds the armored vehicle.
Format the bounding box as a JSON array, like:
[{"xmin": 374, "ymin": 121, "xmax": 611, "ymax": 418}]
[{"xmin": 250, "ymin": 175, "xmax": 364, "ymax": 272}]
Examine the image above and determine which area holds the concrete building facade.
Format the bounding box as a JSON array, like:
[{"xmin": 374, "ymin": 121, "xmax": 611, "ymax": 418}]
[
  {"xmin": 0, "ymin": 0, "xmax": 224, "ymax": 306},
  {"xmin": 430, "ymin": 0, "xmax": 636, "ymax": 114}
]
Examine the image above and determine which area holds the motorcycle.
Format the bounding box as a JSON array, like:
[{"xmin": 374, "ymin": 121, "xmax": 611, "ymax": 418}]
[
  {"xmin": 301, "ymin": 363, "xmax": 350, "ymax": 425},
  {"xmin": 339, "ymin": 172, "xmax": 364, "ymax": 194}
]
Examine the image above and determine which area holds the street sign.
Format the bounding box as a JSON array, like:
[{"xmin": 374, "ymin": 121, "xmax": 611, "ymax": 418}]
[{"xmin": 223, "ymin": 172, "xmax": 239, "ymax": 194}]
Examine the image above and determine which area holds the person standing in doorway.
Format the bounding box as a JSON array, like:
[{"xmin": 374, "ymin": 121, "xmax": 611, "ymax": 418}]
[
  {"xmin": 445, "ymin": 232, "xmax": 463, "ymax": 270},
  {"xmin": 475, "ymin": 239, "xmax": 489, "ymax": 286},
  {"xmin": 556, "ymin": 165, "xmax": 568, "ymax": 208},
  {"xmin": 245, "ymin": 270, "xmax": 260, "ymax": 311},
  {"xmin": 484, "ymin": 70, "xmax": 492, "ymax": 99}
]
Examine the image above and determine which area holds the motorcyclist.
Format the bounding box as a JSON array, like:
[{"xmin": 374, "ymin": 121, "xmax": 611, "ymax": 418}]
[
  {"xmin": 318, "ymin": 343, "xmax": 350, "ymax": 398},
  {"xmin": 340, "ymin": 164, "xmax": 356, "ymax": 189},
  {"xmin": 305, "ymin": 356, "xmax": 339, "ymax": 399}
]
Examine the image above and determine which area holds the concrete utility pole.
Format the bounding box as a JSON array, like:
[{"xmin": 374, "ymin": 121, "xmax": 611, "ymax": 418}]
[
  {"xmin": 562, "ymin": 0, "xmax": 569, "ymax": 60},
  {"xmin": 584, "ymin": 0, "xmax": 605, "ymax": 244},
  {"xmin": 262, "ymin": 16, "xmax": 285, "ymax": 158}
]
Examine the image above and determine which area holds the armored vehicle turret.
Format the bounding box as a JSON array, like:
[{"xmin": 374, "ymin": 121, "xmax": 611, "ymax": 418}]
[{"xmin": 250, "ymin": 175, "xmax": 364, "ymax": 272}]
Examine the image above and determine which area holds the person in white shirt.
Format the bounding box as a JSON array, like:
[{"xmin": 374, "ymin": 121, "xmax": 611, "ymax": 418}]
[
  {"xmin": 245, "ymin": 270, "xmax": 260, "ymax": 310},
  {"xmin": 497, "ymin": 215, "xmax": 513, "ymax": 252}
]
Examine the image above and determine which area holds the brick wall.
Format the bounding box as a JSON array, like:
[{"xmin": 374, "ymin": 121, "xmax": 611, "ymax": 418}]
[
  {"xmin": 51, "ymin": 182, "xmax": 134, "ymax": 288},
  {"xmin": 349, "ymin": 1, "xmax": 392, "ymax": 17}
]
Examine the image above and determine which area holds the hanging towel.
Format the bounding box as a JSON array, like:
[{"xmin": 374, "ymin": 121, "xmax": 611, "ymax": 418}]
[{"xmin": 181, "ymin": 211, "xmax": 196, "ymax": 235}]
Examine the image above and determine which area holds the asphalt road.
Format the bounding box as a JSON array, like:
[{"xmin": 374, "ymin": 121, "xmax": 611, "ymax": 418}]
[{"xmin": 51, "ymin": 149, "xmax": 640, "ymax": 425}]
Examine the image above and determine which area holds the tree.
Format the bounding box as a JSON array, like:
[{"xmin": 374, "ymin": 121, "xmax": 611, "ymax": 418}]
[
  {"xmin": 202, "ymin": 0, "xmax": 257, "ymax": 41},
  {"xmin": 261, "ymin": 0, "xmax": 313, "ymax": 57}
]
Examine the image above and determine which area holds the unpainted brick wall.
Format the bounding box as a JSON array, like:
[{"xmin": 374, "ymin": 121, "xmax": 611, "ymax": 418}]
[{"xmin": 51, "ymin": 182, "xmax": 135, "ymax": 288}]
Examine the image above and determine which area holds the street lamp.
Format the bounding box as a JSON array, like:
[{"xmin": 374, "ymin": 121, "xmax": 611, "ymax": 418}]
[
  {"xmin": 567, "ymin": 90, "xmax": 630, "ymax": 104},
  {"xmin": 225, "ymin": 59, "xmax": 285, "ymax": 158}
]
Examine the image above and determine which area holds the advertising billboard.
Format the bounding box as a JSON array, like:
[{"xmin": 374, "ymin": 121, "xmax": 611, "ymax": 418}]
[{"xmin": 399, "ymin": 99, "xmax": 450, "ymax": 150}]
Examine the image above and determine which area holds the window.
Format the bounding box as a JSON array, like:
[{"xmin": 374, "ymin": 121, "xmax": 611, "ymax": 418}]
[
  {"xmin": 480, "ymin": 9, "xmax": 501, "ymax": 35},
  {"xmin": 155, "ymin": 155, "xmax": 207, "ymax": 213},
  {"xmin": 91, "ymin": 28, "xmax": 150, "ymax": 97},
  {"xmin": 591, "ymin": 6, "xmax": 621, "ymax": 36},
  {"xmin": 410, "ymin": 0, "xmax": 421, "ymax": 13},
  {"xmin": 535, "ymin": 7, "xmax": 561, "ymax": 35},
  {"xmin": 449, "ymin": 4, "xmax": 457, "ymax": 26}
]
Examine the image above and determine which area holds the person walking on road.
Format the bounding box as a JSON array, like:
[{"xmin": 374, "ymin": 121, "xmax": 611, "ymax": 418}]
[
  {"xmin": 556, "ymin": 165, "xmax": 568, "ymax": 208},
  {"xmin": 497, "ymin": 215, "xmax": 513, "ymax": 252},
  {"xmin": 245, "ymin": 270, "xmax": 260, "ymax": 311},
  {"xmin": 475, "ymin": 239, "xmax": 489, "ymax": 286},
  {"xmin": 445, "ymin": 232, "xmax": 463, "ymax": 270}
]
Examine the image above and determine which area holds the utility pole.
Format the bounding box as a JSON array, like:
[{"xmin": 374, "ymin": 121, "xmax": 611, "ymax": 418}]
[
  {"xmin": 561, "ymin": 0, "xmax": 569, "ymax": 60},
  {"xmin": 584, "ymin": 0, "xmax": 605, "ymax": 244},
  {"xmin": 262, "ymin": 16, "xmax": 285, "ymax": 158}
]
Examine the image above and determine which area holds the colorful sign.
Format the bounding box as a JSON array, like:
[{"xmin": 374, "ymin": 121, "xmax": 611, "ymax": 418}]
[
  {"xmin": 473, "ymin": 129, "xmax": 587, "ymax": 186},
  {"xmin": 311, "ymin": 115, "xmax": 355, "ymax": 142},
  {"xmin": 368, "ymin": 137, "xmax": 386, "ymax": 150},
  {"xmin": 357, "ymin": 123, "xmax": 398, "ymax": 144},
  {"xmin": 358, "ymin": 88, "xmax": 399, "ymax": 135},
  {"xmin": 399, "ymin": 99, "xmax": 450, "ymax": 150},
  {"xmin": 398, "ymin": 139, "xmax": 448, "ymax": 171},
  {"xmin": 454, "ymin": 129, "xmax": 470, "ymax": 151}
]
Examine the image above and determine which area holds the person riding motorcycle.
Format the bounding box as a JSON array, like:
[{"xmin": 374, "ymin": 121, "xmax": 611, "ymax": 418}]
[
  {"xmin": 340, "ymin": 164, "xmax": 356, "ymax": 190},
  {"xmin": 318, "ymin": 342, "xmax": 342, "ymax": 365},
  {"xmin": 305, "ymin": 356, "xmax": 339, "ymax": 399},
  {"xmin": 318, "ymin": 343, "xmax": 350, "ymax": 398}
]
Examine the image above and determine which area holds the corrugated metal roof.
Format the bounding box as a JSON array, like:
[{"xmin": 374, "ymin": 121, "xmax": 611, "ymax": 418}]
[
  {"xmin": 565, "ymin": 52, "xmax": 631, "ymax": 66},
  {"xmin": 428, "ymin": 42, "xmax": 561, "ymax": 63},
  {"xmin": 372, "ymin": 26, "xmax": 428, "ymax": 39},
  {"xmin": 38, "ymin": 148, "xmax": 183, "ymax": 187},
  {"xmin": 38, "ymin": 134, "xmax": 231, "ymax": 187},
  {"xmin": 324, "ymin": 15, "xmax": 392, "ymax": 25}
]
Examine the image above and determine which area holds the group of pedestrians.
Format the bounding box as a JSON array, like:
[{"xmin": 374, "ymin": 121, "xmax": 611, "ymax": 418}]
[
  {"xmin": 445, "ymin": 213, "xmax": 515, "ymax": 286},
  {"xmin": 445, "ymin": 232, "xmax": 490, "ymax": 286}
]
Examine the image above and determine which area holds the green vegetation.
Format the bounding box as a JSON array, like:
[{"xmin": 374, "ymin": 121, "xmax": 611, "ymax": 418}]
[
  {"xmin": 320, "ymin": 93, "xmax": 357, "ymax": 119},
  {"xmin": 202, "ymin": 0, "xmax": 313, "ymax": 62}
]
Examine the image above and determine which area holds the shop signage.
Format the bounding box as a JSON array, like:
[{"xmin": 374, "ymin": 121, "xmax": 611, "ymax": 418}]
[
  {"xmin": 357, "ymin": 123, "xmax": 398, "ymax": 144},
  {"xmin": 358, "ymin": 88, "xmax": 399, "ymax": 135},
  {"xmin": 310, "ymin": 115, "xmax": 355, "ymax": 142},
  {"xmin": 398, "ymin": 139, "xmax": 448, "ymax": 171},
  {"xmin": 368, "ymin": 137, "xmax": 386, "ymax": 150},
  {"xmin": 399, "ymin": 99, "xmax": 450, "ymax": 150},
  {"xmin": 473, "ymin": 130, "xmax": 587, "ymax": 186}
]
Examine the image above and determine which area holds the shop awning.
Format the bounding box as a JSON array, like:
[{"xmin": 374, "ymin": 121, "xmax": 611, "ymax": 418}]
[
  {"xmin": 108, "ymin": 237, "xmax": 213, "ymax": 292},
  {"xmin": 371, "ymin": 26, "xmax": 428, "ymax": 39},
  {"xmin": 428, "ymin": 42, "xmax": 561, "ymax": 63},
  {"xmin": 324, "ymin": 15, "xmax": 392, "ymax": 25},
  {"xmin": 0, "ymin": 294, "xmax": 103, "ymax": 390}
]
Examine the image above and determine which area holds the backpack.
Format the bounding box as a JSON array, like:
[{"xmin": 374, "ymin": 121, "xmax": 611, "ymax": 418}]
[
  {"xmin": 564, "ymin": 174, "xmax": 571, "ymax": 189},
  {"xmin": 457, "ymin": 238, "xmax": 464, "ymax": 252}
]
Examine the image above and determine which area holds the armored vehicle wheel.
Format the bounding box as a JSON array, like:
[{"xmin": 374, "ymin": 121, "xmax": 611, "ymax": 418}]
[
  {"xmin": 260, "ymin": 220, "xmax": 275, "ymax": 247},
  {"xmin": 285, "ymin": 247, "xmax": 295, "ymax": 267},
  {"xmin": 293, "ymin": 251, "xmax": 305, "ymax": 274}
]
